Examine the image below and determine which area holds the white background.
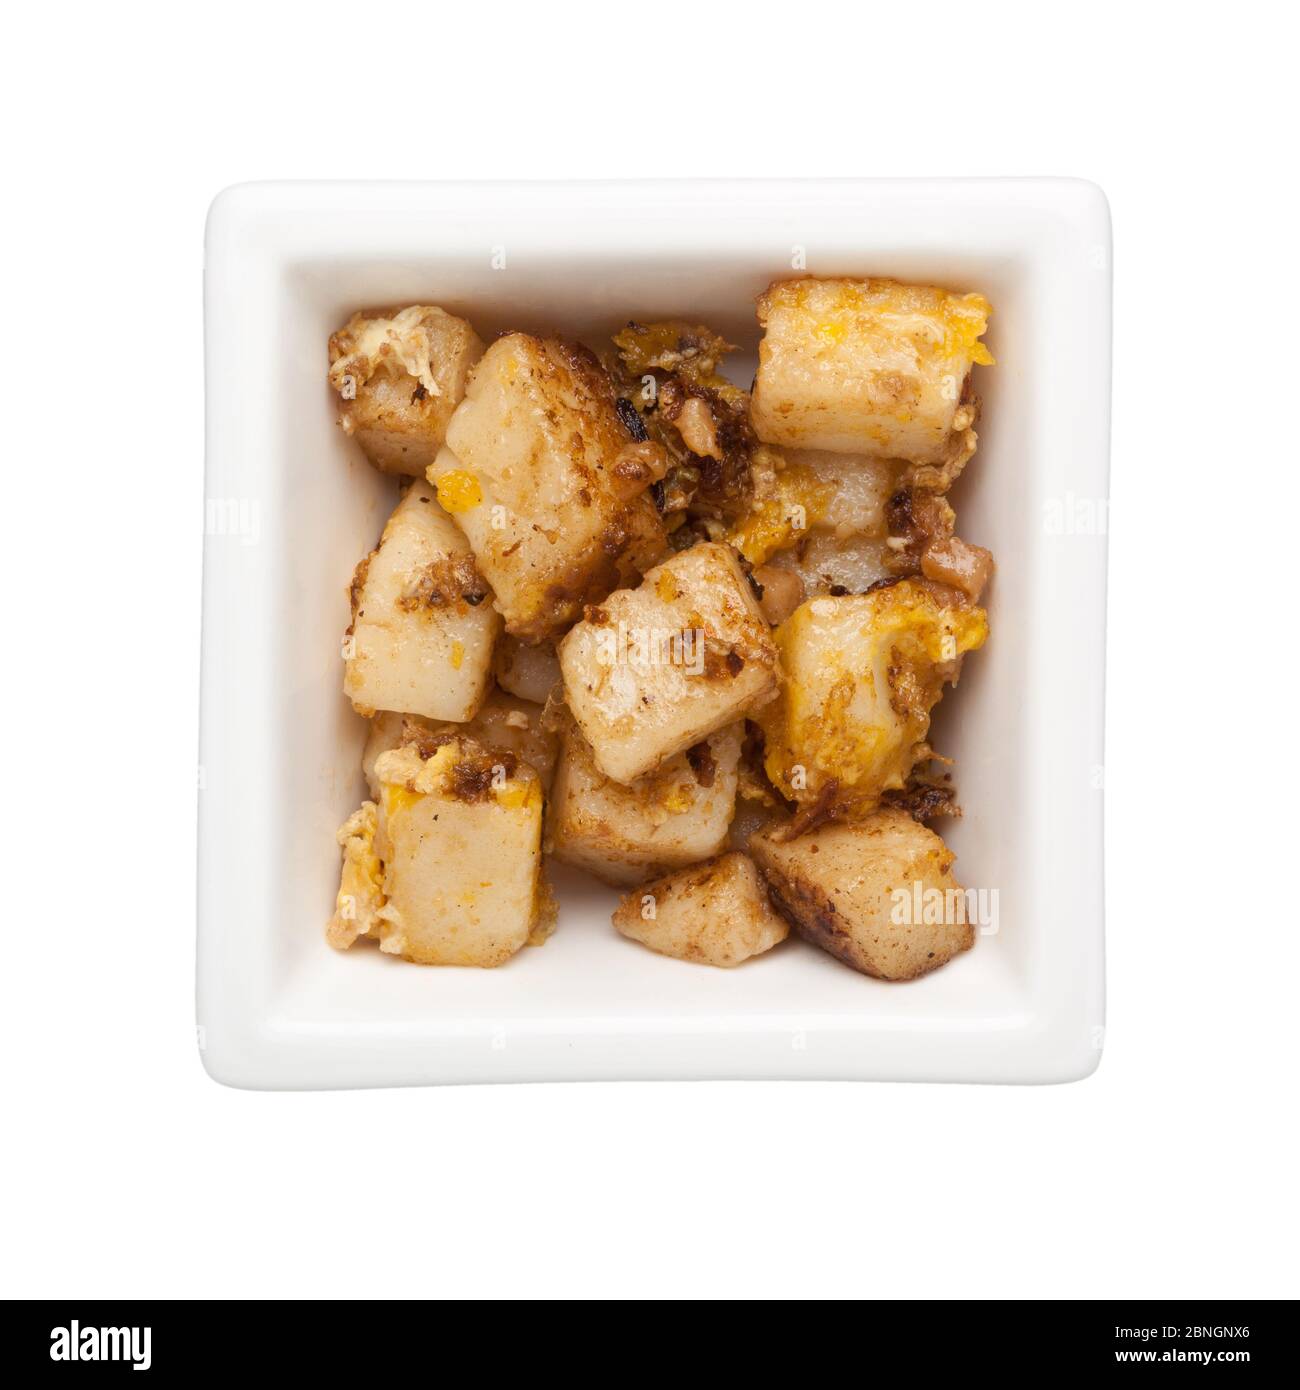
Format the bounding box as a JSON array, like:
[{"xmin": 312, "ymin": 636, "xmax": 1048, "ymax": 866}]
[{"xmin": 3, "ymin": 0, "xmax": 1296, "ymax": 1300}]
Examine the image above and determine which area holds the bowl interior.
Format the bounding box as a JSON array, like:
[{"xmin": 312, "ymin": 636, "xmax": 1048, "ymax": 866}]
[{"xmin": 265, "ymin": 243, "xmax": 1036, "ymax": 1035}]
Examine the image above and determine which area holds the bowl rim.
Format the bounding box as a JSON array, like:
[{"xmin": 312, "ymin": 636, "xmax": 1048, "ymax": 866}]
[{"xmin": 198, "ymin": 178, "xmax": 1110, "ymax": 1090}]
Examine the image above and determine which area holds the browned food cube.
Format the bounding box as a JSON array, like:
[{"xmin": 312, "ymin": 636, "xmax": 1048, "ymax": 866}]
[
  {"xmin": 329, "ymin": 306, "xmax": 484, "ymax": 476},
  {"xmin": 751, "ymin": 277, "xmax": 992, "ymax": 468},
  {"xmin": 343, "ymin": 480, "xmax": 499, "ymax": 721},
  {"xmin": 546, "ymin": 716, "xmax": 742, "ymax": 887},
  {"xmin": 613, "ymin": 852, "xmax": 788, "ymax": 967},
  {"xmin": 558, "ymin": 542, "xmax": 777, "ymax": 784},
  {"xmin": 327, "ymin": 733, "xmax": 545, "ymax": 967},
  {"xmin": 751, "ymin": 809, "xmax": 975, "ymax": 980},
  {"xmin": 434, "ymin": 334, "xmax": 667, "ymax": 639}
]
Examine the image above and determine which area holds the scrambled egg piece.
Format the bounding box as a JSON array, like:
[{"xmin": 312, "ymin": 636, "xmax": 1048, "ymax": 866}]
[
  {"xmin": 611, "ymin": 321, "xmax": 738, "ymax": 384},
  {"xmin": 432, "ymin": 468, "xmax": 483, "ymax": 514},
  {"xmin": 726, "ymin": 461, "xmax": 837, "ymax": 564},
  {"xmin": 325, "ymin": 801, "xmax": 386, "ymax": 950},
  {"xmin": 756, "ymin": 581, "xmax": 988, "ymax": 820}
]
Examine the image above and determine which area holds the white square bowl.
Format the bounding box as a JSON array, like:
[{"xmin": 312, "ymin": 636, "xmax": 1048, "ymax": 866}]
[{"xmin": 199, "ymin": 179, "xmax": 1110, "ymax": 1089}]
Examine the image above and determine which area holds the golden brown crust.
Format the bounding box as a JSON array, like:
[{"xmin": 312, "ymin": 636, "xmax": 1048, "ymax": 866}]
[
  {"xmin": 878, "ymin": 783, "xmax": 962, "ymax": 822},
  {"xmin": 759, "ymin": 859, "xmax": 877, "ymax": 975},
  {"xmin": 776, "ymin": 779, "xmax": 840, "ymax": 841},
  {"xmin": 395, "ymin": 553, "xmax": 490, "ymax": 615},
  {"xmin": 604, "ymin": 321, "xmax": 759, "ymax": 526},
  {"xmin": 396, "ymin": 722, "xmax": 521, "ymax": 802},
  {"xmin": 658, "ymin": 378, "xmax": 758, "ymax": 524},
  {"xmin": 348, "ymin": 552, "xmax": 373, "ymax": 628},
  {"xmin": 507, "ymin": 493, "xmax": 665, "ymax": 643}
]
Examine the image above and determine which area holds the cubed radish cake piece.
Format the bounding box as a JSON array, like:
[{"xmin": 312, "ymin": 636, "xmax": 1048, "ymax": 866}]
[
  {"xmin": 756, "ymin": 581, "xmax": 987, "ymax": 820},
  {"xmin": 344, "ymin": 480, "xmax": 499, "ymax": 721},
  {"xmin": 327, "ymin": 731, "xmax": 545, "ymax": 967},
  {"xmin": 558, "ymin": 541, "xmax": 778, "ymax": 784},
  {"xmin": 751, "ymin": 277, "xmax": 993, "ymax": 469},
  {"xmin": 784, "ymin": 449, "xmax": 904, "ymax": 537},
  {"xmin": 433, "ymin": 334, "xmax": 667, "ymax": 640},
  {"xmin": 328, "ymin": 306, "xmax": 484, "ymax": 476},
  {"xmin": 613, "ymin": 852, "xmax": 788, "ymax": 967},
  {"xmin": 546, "ymin": 716, "xmax": 742, "ymax": 887},
  {"xmin": 750, "ymin": 809, "xmax": 974, "ymax": 980}
]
